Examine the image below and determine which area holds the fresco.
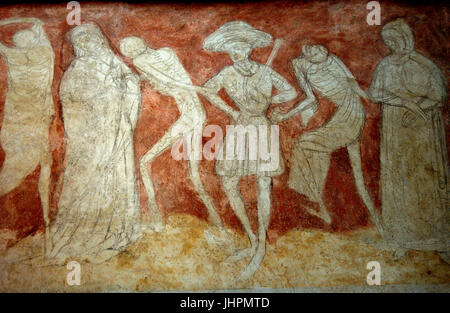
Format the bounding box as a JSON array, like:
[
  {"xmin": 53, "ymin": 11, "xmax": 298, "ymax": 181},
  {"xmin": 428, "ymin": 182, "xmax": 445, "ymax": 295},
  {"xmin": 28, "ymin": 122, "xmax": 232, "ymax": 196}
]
[{"xmin": 0, "ymin": 1, "xmax": 448, "ymax": 292}]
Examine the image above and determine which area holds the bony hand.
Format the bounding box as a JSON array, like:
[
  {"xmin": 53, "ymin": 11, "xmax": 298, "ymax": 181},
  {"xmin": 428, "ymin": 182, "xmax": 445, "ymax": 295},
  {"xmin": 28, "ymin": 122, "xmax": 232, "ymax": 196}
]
[
  {"xmin": 401, "ymin": 110, "xmax": 418, "ymax": 127},
  {"xmin": 270, "ymin": 107, "xmax": 284, "ymax": 124}
]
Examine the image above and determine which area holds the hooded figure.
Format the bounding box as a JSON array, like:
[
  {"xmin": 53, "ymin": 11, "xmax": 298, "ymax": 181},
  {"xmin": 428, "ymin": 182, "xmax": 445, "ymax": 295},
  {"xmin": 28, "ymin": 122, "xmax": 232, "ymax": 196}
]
[
  {"xmin": 49, "ymin": 24, "xmax": 142, "ymax": 262},
  {"xmin": 368, "ymin": 19, "xmax": 449, "ymax": 254},
  {"xmin": 273, "ymin": 44, "xmax": 383, "ymax": 234}
]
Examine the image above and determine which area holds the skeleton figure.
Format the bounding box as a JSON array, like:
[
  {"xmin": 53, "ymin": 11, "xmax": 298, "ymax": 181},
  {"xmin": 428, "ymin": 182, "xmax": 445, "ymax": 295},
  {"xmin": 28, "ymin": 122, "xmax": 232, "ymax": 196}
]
[
  {"xmin": 0, "ymin": 17, "xmax": 54, "ymax": 253},
  {"xmin": 200, "ymin": 21, "xmax": 297, "ymax": 281},
  {"xmin": 271, "ymin": 45, "xmax": 384, "ymax": 234},
  {"xmin": 119, "ymin": 36, "xmax": 222, "ymax": 232},
  {"xmin": 368, "ymin": 19, "xmax": 449, "ymax": 255},
  {"xmin": 49, "ymin": 24, "xmax": 141, "ymax": 262}
]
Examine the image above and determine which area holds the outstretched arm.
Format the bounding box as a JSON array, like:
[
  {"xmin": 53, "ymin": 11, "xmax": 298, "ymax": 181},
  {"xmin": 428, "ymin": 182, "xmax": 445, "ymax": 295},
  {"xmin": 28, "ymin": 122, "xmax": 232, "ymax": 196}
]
[
  {"xmin": 271, "ymin": 59, "xmax": 316, "ymax": 123},
  {"xmin": 269, "ymin": 67, "xmax": 298, "ymax": 104},
  {"xmin": 332, "ymin": 54, "xmax": 370, "ymax": 101},
  {"xmin": 0, "ymin": 18, "xmax": 45, "ymax": 53},
  {"xmin": 0, "ymin": 17, "xmax": 43, "ymax": 27}
]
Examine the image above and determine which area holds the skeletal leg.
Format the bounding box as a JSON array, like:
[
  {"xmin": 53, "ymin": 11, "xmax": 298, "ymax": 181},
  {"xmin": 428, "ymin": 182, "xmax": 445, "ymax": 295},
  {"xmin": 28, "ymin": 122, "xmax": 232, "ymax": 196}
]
[
  {"xmin": 189, "ymin": 159, "xmax": 222, "ymax": 227},
  {"xmin": 239, "ymin": 176, "xmax": 271, "ymax": 281},
  {"xmin": 221, "ymin": 175, "xmax": 257, "ymax": 261},
  {"xmin": 347, "ymin": 142, "xmax": 384, "ymax": 236},
  {"xmin": 140, "ymin": 129, "xmax": 183, "ymax": 231},
  {"xmin": 38, "ymin": 143, "xmax": 52, "ymax": 256}
]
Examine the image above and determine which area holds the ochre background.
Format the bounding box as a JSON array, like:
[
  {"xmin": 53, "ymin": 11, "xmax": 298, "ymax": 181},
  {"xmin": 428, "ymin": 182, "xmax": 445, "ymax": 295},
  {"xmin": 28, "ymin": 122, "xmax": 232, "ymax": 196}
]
[{"xmin": 0, "ymin": 1, "xmax": 448, "ymax": 246}]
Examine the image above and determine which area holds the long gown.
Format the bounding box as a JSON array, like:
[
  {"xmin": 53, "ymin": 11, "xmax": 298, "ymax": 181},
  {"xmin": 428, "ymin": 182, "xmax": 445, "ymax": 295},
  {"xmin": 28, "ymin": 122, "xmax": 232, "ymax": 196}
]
[
  {"xmin": 369, "ymin": 51, "xmax": 449, "ymax": 251},
  {"xmin": 288, "ymin": 55, "xmax": 365, "ymax": 202},
  {"xmin": 49, "ymin": 52, "xmax": 142, "ymax": 259}
]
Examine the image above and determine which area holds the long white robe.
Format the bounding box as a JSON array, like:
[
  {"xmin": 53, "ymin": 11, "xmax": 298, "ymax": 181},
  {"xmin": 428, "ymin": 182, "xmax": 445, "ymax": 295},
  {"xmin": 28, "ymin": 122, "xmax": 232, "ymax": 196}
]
[{"xmin": 49, "ymin": 52, "xmax": 141, "ymax": 259}]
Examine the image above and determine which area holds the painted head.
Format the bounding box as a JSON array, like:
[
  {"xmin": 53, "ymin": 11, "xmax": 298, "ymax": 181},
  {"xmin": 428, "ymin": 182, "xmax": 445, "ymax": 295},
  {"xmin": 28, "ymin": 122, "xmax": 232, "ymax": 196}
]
[
  {"xmin": 119, "ymin": 36, "xmax": 147, "ymax": 59},
  {"xmin": 223, "ymin": 41, "xmax": 252, "ymax": 62},
  {"xmin": 70, "ymin": 23, "xmax": 110, "ymax": 57},
  {"xmin": 301, "ymin": 44, "xmax": 329, "ymax": 63},
  {"xmin": 12, "ymin": 29, "xmax": 38, "ymax": 49},
  {"xmin": 381, "ymin": 19, "xmax": 414, "ymax": 55},
  {"xmin": 203, "ymin": 21, "xmax": 272, "ymax": 63}
]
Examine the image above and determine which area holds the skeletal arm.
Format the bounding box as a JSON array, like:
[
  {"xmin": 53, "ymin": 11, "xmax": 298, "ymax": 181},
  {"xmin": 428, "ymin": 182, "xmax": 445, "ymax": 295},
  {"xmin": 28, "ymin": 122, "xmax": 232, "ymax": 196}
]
[
  {"xmin": 269, "ymin": 67, "xmax": 298, "ymax": 104},
  {"xmin": 271, "ymin": 59, "xmax": 316, "ymax": 123}
]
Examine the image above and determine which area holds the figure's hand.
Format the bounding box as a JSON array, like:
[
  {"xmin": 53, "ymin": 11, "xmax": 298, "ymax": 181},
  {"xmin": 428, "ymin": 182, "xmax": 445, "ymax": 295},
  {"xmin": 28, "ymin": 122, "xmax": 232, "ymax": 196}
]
[
  {"xmin": 230, "ymin": 110, "xmax": 240, "ymax": 123},
  {"xmin": 401, "ymin": 110, "xmax": 418, "ymax": 128},
  {"xmin": 269, "ymin": 107, "xmax": 285, "ymax": 124}
]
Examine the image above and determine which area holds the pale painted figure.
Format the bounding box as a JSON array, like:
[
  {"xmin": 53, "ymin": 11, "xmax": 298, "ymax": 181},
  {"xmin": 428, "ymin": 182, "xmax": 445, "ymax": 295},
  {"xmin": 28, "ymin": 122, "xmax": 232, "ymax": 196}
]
[
  {"xmin": 200, "ymin": 21, "xmax": 297, "ymax": 281},
  {"xmin": 0, "ymin": 17, "xmax": 54, "ymax": 252},
  {"xmin": 119, "ymin": 36, "xmax": 222, "ymax": 232},
  {"xmin": 272, "ymin": 45, "xmax": 384, "ymax": 234},
  {"xmin": 49, "ymin": 24, "xmax": 141, "ymax": 262},
  {"xmin": 368, "ymin": 19, "xmax": 449, "ymax": 254}
]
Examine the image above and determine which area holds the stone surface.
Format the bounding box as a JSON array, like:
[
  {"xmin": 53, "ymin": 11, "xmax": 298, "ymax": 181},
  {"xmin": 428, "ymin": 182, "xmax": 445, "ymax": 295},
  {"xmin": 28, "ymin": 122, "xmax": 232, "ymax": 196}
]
[{"xmin": 0, "ymin": 1, "xmax": 449, "ymax": 291}]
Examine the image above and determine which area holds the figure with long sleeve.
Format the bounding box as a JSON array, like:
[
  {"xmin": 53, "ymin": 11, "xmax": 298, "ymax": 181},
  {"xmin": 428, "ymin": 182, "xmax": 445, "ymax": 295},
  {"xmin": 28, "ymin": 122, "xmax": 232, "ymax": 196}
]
[
  {"xmin": 0, "ymin": 17, "xmax": 54, "ymax": 253},
  {"xmin": 49, "ymin": 24, "xmax": 142, "ymax": 262},
  {"xmin": 271, "ymin": 44, "xmax": 384, "ymax": 235},
  {"xmin": 368, "ymin": 19, "xmax": 448, "ymax": 256},
  {"xmin": 200, "ymin": 21, "xmax": 297, "ymax": 281}
]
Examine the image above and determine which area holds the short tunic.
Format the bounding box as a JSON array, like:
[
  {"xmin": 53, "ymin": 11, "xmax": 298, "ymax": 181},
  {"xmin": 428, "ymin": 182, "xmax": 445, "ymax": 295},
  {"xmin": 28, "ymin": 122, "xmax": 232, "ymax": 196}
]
[{"xmin": 204, "ymin": 62, "xmax": 295, "ymax": 177}]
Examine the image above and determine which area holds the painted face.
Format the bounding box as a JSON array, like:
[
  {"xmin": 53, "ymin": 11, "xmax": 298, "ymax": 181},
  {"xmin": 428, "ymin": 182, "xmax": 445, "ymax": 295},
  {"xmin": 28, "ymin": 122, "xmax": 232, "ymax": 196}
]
[
  {"xmin": 12, "ymin": 30, "xmax": 38, "ymax": 48},
  {"xmin": 383, "ymin": 35, "xmax": 402, "ymax": 54},
  {"xmin": 72, "ymin": 31, "xmax": 106, "ymax": 56},
  {"xmin": 119, "ymin": 36, "xmax": 147, "ymax": 59},
  {"xmin": 226, "ymin": 41, "xmax": 252, "ymax": 62},
  {"xmin": 301, "ymin": 45, "xmax": 328, "ymax": 64}
]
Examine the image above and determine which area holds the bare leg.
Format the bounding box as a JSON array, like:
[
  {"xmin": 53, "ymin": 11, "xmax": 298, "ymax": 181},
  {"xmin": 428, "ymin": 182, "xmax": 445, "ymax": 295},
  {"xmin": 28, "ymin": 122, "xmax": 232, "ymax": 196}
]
[
  {"xmin": 221, "ymin": 175, "xmax": 257, "ymax": 261},
  {"xmin": 38, "ymin": 143, "xmax": 52, "ymax": 256},
  {"xmin": 347, "ymin": 142, "xmax": 384, "ymax": 236},
  {"xmin": 239, "ymin": 176, "xmax": 271, "ymax": 281},
  {"xmin": 189, "ymin": 159, "xmax": 222, "ymax": 227},
  {"xmin": 140, "ymin": 129, "xmax": 183, "ymax": 231}
]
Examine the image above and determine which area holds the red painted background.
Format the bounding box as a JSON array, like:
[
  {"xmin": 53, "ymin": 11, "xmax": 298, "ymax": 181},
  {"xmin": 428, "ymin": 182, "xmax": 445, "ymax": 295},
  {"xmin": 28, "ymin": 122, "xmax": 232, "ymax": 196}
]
[{"xmin": 0, "ymin": 1, "xmax": 448, "ymax": 246}]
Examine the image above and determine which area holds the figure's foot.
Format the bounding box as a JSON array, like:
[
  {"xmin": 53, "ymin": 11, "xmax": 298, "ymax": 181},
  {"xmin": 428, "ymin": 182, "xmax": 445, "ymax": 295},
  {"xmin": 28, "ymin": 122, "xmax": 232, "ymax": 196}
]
[
  {"xmin": 305, "ymin": 205, "xmax": 332, "ymax": 224},
  {"xmin": 225, "ymin": 247, "xmax": 255, "ymax": 263},
  {"xmin": 236, "ymin": 242, "xmax": 266, "ymax": 282},
  {"xmin": 204, "ymin": 227, "xmax": 233, "ymax": 246},
  {"xmin": 141, "ymin": 221, "xmax": 165, "ymax": 233}
]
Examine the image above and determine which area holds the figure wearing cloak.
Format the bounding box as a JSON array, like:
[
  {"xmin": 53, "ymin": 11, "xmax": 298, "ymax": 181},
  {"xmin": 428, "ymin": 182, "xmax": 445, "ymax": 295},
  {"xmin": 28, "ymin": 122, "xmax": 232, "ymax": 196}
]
[
  {"xmin": 368, "ymin": 19, "xmax": 449, "ymax": 253},
  {"xmin": 49, "ymin": 24, "xmax": 141, "ymax": 262},
  {"xmin": 274, "ymin": 45, "xmax": 383, "ymax": 233}
]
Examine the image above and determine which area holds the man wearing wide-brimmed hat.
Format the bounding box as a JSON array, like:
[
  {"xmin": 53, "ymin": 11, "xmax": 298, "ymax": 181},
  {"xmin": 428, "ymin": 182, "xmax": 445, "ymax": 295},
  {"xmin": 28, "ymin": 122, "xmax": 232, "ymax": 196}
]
[{"xmin": 199, "ymin": 21, "xmax": 297, "ymax": 281}]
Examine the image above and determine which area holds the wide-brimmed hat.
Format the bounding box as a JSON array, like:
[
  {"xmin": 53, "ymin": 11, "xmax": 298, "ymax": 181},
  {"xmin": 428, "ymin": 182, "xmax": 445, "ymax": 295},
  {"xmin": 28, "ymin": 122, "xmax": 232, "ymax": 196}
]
[{"xmin": 203, "ymin": 21, "xmax": 272, "ymax": 52}]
